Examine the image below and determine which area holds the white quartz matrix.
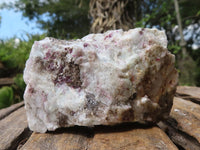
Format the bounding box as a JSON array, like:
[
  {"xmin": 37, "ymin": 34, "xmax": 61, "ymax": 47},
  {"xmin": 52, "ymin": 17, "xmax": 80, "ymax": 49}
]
[{"xmin": 24, "ymin": 28, "xmax": 178, "ymax": 133}]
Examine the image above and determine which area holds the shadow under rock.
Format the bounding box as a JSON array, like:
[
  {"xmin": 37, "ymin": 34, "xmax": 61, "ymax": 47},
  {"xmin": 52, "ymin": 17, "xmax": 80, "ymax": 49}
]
[{"xmin": 47, "ymin": 122, "xmax": 155, "ymax": 138}]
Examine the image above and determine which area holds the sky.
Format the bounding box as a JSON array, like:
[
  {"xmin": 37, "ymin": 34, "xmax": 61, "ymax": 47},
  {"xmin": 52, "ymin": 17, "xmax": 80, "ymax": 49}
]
[
  {"xmin": 0, "ymin": 0, "xmax": 199, "ymax": 49},
  {"xmin": 0, "ymin": 0, "xmax": 44, "ymax": 40}
]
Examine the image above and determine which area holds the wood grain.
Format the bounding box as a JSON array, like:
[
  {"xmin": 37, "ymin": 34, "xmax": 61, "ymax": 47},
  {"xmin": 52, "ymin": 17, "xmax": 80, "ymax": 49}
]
[
  {"xmin": 20, "ymin": 127, "xmax": 91, "ymax": 150},
  {"xmin": 0, "ymin": 107, "xmax": 28, "ymax": 150},
  {"xmin": 176, "ymin": 86, "xmax": 200, "ymax": 103},
  {"xmin": 158, "ymin": 121, "xmax": 200, "ymax": 150},
  {"xmin": 0, "ymin": 101, "xmax": 24, "ymax": 120},
  {"xmin": 170, "ymin": 97, "xmax": 200, "ymax": 143},
  {"xmin": 1, "ymin": 86, "xmax": 200, "ymax": 150},
  {"xmin": 88, "ymin": 126, "xmax": 178, "ymax": 150},
  {"xmin": 0, "ymin": 77, "xmax": 14, "ymax": 86},
  {"xmin": 21, "ymin": 125, "xmax": 178, "ymax": 150}
]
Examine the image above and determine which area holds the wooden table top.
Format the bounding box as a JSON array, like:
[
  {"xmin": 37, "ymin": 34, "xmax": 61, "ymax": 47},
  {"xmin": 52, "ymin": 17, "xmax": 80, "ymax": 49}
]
[{"xmin": 0, "ymin": 86, "xmax": 200, "ymax": 150}]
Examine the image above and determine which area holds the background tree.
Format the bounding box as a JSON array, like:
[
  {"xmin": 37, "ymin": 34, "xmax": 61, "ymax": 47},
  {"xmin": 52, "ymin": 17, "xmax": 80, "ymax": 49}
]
[
  {"xmin": 13, "ymin": 0, "xmax": 90, "ymax": 39},
  {"xmin": 1, "ymin": 0, "xmax": 200, "ymax": 86},
  {"xmin": 0, "ymin": 34, "xmax": 45, "ymax": 108},
  {"xmin": 173, "ymin": 0, "xmax": 197, "ymax": 85},
  {"xmin": 89, "ymin": 0, "xmax": 138, "ymax": 33},
  {"xmin": 89, "ymin": 0, "xmax": 200, "ymax": 85}
]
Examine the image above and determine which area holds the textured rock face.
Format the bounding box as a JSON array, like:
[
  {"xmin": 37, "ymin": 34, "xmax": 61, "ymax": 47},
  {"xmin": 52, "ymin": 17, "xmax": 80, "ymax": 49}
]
[{"xmin": 24, "ymin": 28, "xmax": 178, "ymax": 133}]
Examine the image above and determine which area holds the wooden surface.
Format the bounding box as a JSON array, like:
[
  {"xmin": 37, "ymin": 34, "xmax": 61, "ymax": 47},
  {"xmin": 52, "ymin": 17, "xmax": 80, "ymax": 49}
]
[
  {"xmin": 20, "ymin": 129, "xmax": 90, "ymax": 150},
  {"xmin": 0, "ymin": 101, "xmax": 24, "ymax": 120},
  {"xmin": 0, "ymin": 86, "xmax": 200, "ymax": 150},
  {"xmin": 0, "ymin": 77, "xmax": 14, "ymax": 86},
  {"xmin": 88, "ymin": 127, "xmax": 178, "ymax": 150},
  {"xmin": 21, "ymin": 125, "xmax": 178, "ymax": 150},
  {"xmin": 170, "ymin": 97, "xmax": 200, "ymax": 143},
  {"xmin": 0, "ymin": 107, "xmax": 29, "ymax": 150},
  {"xmin": 176, "ymin": 86, "xmax": 200, "ymax": 103}
]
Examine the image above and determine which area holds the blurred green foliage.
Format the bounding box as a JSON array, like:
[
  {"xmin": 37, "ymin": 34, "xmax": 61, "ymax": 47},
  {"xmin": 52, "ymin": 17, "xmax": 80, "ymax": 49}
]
[
  {"xmin": 14, "ymin": 0, "xmax": 90, "ymax": 39},
  {"xmin": 0, "ymin": 86, "xmax": 13, "ymax": 109},
  {"xmin": 0, "ymin": 34, "xmax": 45, "ymax": 109},
  {"xmin": 14, "ymin": 74, "xmax": 26, "ymax": 92},
  {"xmin": 168, "ymin": 44, "xmax": 181, "ymax": 55},
  {"xmin": 134, "ymin": 0, "xmax": 200, "ymax": 86},
  {"xmin": 13, "ymin": 74, "xmax": 26, "ymax": 102},
  {"xmin": 0, "ymin": 34, "xmax": 46, "ymax": 71}
]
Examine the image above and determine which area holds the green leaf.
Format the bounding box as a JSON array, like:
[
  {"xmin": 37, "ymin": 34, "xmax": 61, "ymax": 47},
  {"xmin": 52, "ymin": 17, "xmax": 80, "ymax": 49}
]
[
  {"xmin": 14, "ymin": 74, "xmax": 26, "ymax": 92},
  {"xmin": 197, "ymin": 10, "xmax": 200, "ymax": 16},
  {"xmin": 168, "ymin": 44, "xmax": 181, "ymax": 54},
  {"xmin": 0, "ymin": 34, "xmax": 45, "ymax": 71},
  {"xmin": 0, "ymin": 86, "xmax": 13, "ymax": 109}
]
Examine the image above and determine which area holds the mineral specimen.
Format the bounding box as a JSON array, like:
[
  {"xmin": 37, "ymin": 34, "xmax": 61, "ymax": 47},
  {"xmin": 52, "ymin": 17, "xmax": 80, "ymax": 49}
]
[{"xmin": 24, "ymin": 28, "xmax": 178, "ymax": 133}]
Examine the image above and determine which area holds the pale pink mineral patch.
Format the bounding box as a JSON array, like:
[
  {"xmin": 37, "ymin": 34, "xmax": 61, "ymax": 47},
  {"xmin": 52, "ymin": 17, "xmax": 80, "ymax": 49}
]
[{"xmin": 24, "ymin": 28, "xmax": 178, "ymax": 133}]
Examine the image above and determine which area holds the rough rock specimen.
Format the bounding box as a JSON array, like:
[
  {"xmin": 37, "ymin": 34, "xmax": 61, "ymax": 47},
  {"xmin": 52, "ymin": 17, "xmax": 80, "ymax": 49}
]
[{"xmin": 24, "ymin": 28, "xmax": 178, "ymax": 133}]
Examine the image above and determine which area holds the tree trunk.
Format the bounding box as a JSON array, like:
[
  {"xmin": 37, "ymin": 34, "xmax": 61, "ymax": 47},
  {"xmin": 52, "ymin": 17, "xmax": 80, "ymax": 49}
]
[
  {"xmin": 89, "ymin": 0, "xmax": 135, "ymax": 33},
  {"xmin": 174, "ymin": 0, "xmax": 187, "ymax": 56},
  {"xmin": 173, "ymin": 0, "xmax": 197, "ymax": 85}
]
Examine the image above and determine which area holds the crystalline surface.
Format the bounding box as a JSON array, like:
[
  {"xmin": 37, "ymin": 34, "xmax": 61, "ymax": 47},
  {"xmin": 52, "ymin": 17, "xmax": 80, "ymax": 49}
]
[{"xmin": 24, "ymin": 28, "xmax": 178, "ymax": 133}]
